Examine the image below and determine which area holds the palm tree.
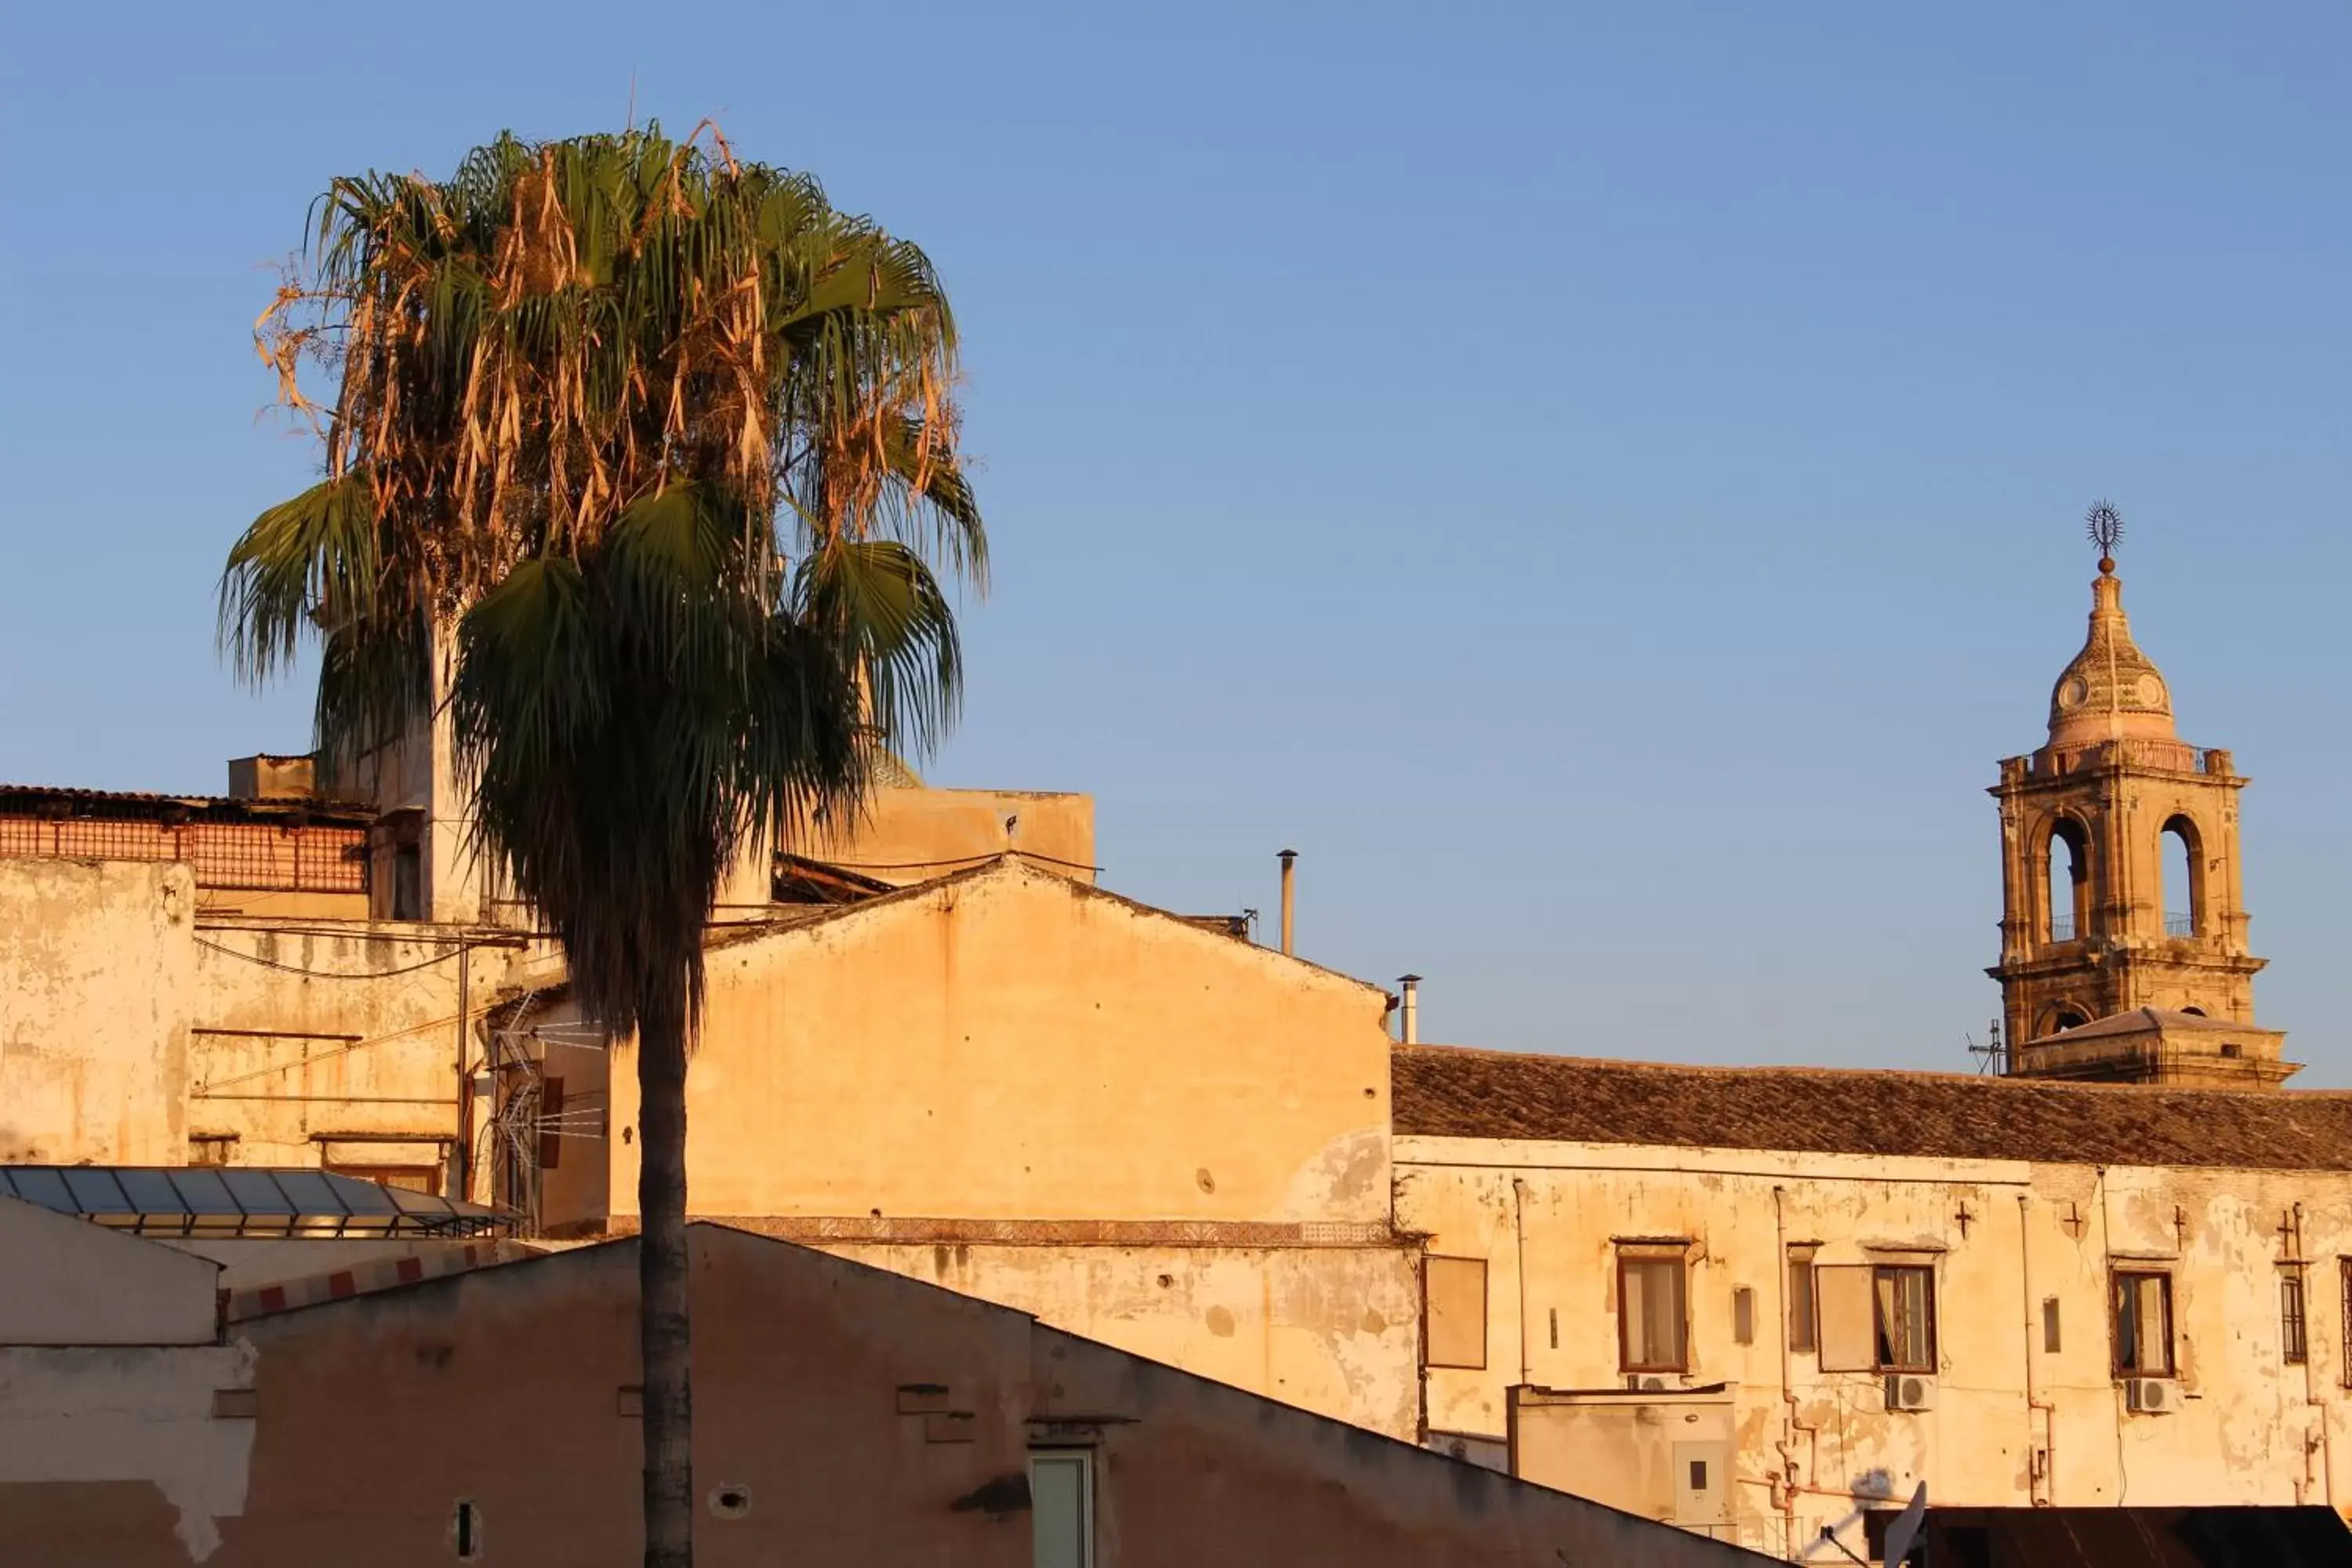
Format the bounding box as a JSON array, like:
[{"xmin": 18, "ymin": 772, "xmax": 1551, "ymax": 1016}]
[{"xmin": 220, "ymin": 125, "xmax": 983, "ymax": 1566}]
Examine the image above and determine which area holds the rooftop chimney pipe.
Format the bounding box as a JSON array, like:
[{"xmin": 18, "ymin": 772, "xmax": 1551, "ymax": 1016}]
[
  {"xmin": 1278, "ymin": 849, "xmax": 1298, "ymax": 956},
  {"xmin": 1399, "ymin": 975, "xmax": 1421, "ymax": 1044}
]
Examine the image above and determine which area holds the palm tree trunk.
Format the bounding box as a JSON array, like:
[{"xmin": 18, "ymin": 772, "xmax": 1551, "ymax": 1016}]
[{"xmin": 637, "ymin": 968, "xmax": 694, "ymax": 1567}]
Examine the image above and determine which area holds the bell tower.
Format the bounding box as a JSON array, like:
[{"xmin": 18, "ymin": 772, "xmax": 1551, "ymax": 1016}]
[{"xmin": 1987, "ymin": 505, "xmax": 2292, "ymax": 1088}]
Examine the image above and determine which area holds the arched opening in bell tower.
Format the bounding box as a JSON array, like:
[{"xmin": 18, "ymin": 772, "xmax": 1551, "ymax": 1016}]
[
  {"xmin": 2160, "ymin": 815, "xmax": 2203, "ymax": 938},
  {"xmin": 2044, "ymin": 818, "xmax": 2091, "ymax": 943}
]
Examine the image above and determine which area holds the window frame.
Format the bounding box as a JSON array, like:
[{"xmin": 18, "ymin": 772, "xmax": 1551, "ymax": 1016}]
[
  {"xmin": 2342, "ymin": 1259, "xmax": 2352, "ymax": 1391},
  {"xmin": 2111, "ymin": 1269, "xmax": 2176, "ymax": 1378},
  {"xmin": 1871, "ymin": 1264, "xmax": 1937, "ymax": 1375},
  {"xmin": 1029, "ymin": 1449, "xmax": 1095, "ymax": 1568},
  {"xmin": 1617, "ymin": 1251, "xmax": 1690, "ymax": 1374},
  {"xmin": 1787, "ymin": 1248, "xmax": 1818, "ymax": 1354},
  {"xmin": 2280, "ymin": 1267, "xmax": 2307, "ymax": 1366}
]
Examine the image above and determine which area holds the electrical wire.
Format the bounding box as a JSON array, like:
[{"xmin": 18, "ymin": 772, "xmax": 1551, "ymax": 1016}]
[
  {"xmin": 194, "ymin": 937, "xmax": 463, "ymax": 979},
  {"xmin": 813, "ymin": 849, "xmax": 1103, "ymax": 874}
]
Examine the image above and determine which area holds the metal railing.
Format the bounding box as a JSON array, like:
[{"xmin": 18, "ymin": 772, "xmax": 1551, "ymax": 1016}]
[
  {"xmin": 0, "ymin": 815, "xmax": 368, "ymax": 894},
  {"xmin": 2163, "ymin": 913, "xmax": 2196, "ymax": 938},
  {"xmin": 2048, "ymin": 916, "xmax": 2077, "ymax": 942}
]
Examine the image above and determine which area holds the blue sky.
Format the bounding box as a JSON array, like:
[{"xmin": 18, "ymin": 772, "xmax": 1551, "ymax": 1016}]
[{"xmin": 2, "ymin": 5, "xmax": 2345, "ymax": 1082}]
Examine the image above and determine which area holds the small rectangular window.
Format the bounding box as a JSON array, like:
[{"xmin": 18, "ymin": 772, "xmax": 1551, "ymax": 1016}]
[
  {"xmin": 1548, "ymin": 1305, "xmax": 1559, "ymax": 1349},
  {"xmin": 1425, "ymin": 1256, "xmax": 1488, "ymax": 1370},
  {"xmin": 1788, "ymin": 1250, "xmax": 1817, "ymax": 1353},
  {"xmin": 393, "ymin": 843, "xmax": 423, "ymax": 921},
  {"xmin": 2042, "ymin": 1296, "xmax": 2062, "ymax": 1355},
  {"xmin": 2281, "ymin": 1269, "xmax": 2308, "ymax": 1365},
  {"xmin": 1733, "ymin": 1286, "xmax": 1755, "ymax": 1346},
  {"xmin": 2342, "ymin": 1259, "xmax": 2352, "ymax": 1390},
  {"xmin": 1618, "ymin": 1253, "xmax": 1688, "ymax": 1373},
  {"xmin": 2111, "ymin": 1270, "xmax": 2174, "ymax": 1377},
  {"xmin": 1030, "ymin": 1451, "xmax": 1093, "ymax": 1568}
]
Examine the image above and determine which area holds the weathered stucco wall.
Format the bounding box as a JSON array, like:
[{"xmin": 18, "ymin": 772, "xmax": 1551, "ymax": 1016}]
[
  {"xmin": 0, "ymin": 1343, "xmax": 259, "ymax": 1564},
  {"xmin": 0, "ymin": 857, "xmax": 194, "ymax": 1163},
  {"xmin": 186, "ymin": 923, "xmax": 485, "ymax": 1174},
  {"xmin": 816, "ymin": 1238, "xmax": 1421, "ymax": 1438},
  {"xmin": 139, "ymin": 1227, "xmax": 1766, "ymax": 1567},
  {"xmin": 607, "ymin": 861, "xmax": 1391, "ymax": 1225},
  {"xmin": 0, "ymin": 1197, "xmax": 222, "ymax": 1347},
  {"xmin": 713, "ymin": 786, "xmax": 1098, "ymax": 909},
  {"xmin": 1398, "ymin": 1135, "xmax": 2352, "ymax": 1558},
  {"xmin": 564, "ymin": 859, "xmax": 1415, "ymax": 1434}
]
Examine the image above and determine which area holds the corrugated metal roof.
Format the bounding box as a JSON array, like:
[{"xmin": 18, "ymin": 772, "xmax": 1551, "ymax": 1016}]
[{"xmin": 0, "ymin": 1166, "xmax": 510, "ymax": 1236}]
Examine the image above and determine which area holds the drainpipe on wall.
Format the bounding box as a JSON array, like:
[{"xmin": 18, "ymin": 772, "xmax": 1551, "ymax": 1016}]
[
  {"xmin": 1278, "ymin": 849, "xmax": 1297, "ymax": 956},
  {"xmin": 2096, "ymin": 1166, "xmax": 2126, "ymax": 1506},
  {"xmin": 1773, "ymin": 1187, "xmax": 1802, "ymax": 1550},
  {"xmin": 452, "ymin": 937, "xmax": 472, "ymax": 1201},
  {"xmin": 2294, "ymin": 1203, "xmax": 2336, "ymax": 1512},
  {"xmin": 1398, "ymin": 975, "xmax": 1421, "ymax": 1045},
  {"xmin": 2019, "ymin": 1193, "xmax": 2055, "ymax": 1506},
  {"xmin": 1511, "ymin": 1178, "xmax": 1532, "ymax": 1386}
]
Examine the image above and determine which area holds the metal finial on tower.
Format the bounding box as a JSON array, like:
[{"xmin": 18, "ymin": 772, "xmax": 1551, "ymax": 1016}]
[{"xmin": 2085, "ymin": 499, "xmax": 2124, "ymax": 575}]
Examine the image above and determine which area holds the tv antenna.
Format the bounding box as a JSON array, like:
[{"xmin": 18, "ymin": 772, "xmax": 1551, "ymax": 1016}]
[{"xmin": 1965, "ymin": 1018, "xmax": 2005, "ymax": 1076}]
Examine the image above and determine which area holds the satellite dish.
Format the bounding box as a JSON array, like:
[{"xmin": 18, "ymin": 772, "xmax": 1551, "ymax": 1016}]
[{"xmin": 1882, "ymin": 1482, "xmax": 1929, "ymax": 1566}]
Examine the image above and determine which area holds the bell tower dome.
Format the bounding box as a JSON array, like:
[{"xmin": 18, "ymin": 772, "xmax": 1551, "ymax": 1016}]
[{"xmin": 1987, "ymin": 506, "xmax": 2292, "ymax": 1089}]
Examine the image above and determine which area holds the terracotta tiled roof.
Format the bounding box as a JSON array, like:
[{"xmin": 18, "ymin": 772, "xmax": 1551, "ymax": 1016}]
[{"xmin": 1392, "ymin": 1044, "xmax": 2352, "ymax": 1171}]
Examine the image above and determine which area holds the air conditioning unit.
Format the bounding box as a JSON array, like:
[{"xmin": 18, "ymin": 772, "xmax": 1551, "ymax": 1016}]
[
  {"xmin": 1627, "ymin": 1374, "xmax": 1671, "ymax": 1392},
  {"xmin": 1883, "ymin": 1374, "xmax": 1936, "ymax": 1412},
  {"xmin": 2125, "ymin": 1377, "xmax": 2178, "ymax": 1414}
]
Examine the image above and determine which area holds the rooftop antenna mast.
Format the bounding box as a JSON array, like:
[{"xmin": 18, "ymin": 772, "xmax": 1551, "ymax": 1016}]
[{"xmin": 1965, "ymin": 1018, "xmax": 2005, "ymax": 1076}]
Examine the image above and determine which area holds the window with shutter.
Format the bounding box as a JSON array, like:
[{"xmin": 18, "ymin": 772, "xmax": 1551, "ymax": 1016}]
[
  {"xmin": 1817, "ymin": 1265, "xmax": 1876, "ymax": 1372},
  {"xmin": 1873, "ymin": 1266, "xmax": 1936, "ymax": 1373},
  {"xmin": 2111, "ymin": 1271, "xmax": 2174, "ymax": 1377}
]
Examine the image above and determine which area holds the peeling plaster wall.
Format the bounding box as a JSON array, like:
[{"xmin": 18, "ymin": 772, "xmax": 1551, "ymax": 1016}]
[
  {"xmin": 0, "ymin": 1343, "xmax": 257, "ymax": 1563},
  {"xmin": 0, "ymin": 857, "xmax": 194, "ymax": 1164},
  {"xmin": 818, "ymin": 1239, "xmax": 1421, "ymax": 1439},
  {"xmin": 1399, "ymin": 1136, "xmax": 2352, "ymax": 1558}
]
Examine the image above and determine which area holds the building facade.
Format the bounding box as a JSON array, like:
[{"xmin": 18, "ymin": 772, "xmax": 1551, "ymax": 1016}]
[
  {"xmin": 1, "ymin": 1203, "xmax": 1773, "ymax": 1568},
  {"xmin": 1393, "ymin": 1047, "xmax": 2352, "ymax": 1560}
]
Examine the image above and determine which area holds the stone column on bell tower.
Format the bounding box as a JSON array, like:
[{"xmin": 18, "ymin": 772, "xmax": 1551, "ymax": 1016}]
[{"xmin": 1986, "ymin": 506, "xmax": 2292, "ymax": 1089}]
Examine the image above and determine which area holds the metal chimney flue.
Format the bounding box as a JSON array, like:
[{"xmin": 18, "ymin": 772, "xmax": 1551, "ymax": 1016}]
[
  {"xmin": 1278, "ymin": 849, "xmax": 1298, "ymax": 956},
  {"xmin": 1399, "ymin": 975, "xmax": 1421, "ymax": 1044}
]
